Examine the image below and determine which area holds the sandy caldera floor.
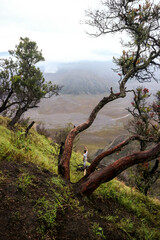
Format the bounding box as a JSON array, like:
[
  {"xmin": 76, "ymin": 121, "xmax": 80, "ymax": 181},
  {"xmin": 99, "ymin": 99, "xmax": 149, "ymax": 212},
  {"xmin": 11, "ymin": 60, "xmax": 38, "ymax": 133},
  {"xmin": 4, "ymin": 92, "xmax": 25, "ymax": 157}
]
[{"xmin": 25, "ymin": 93, "xmax": 132, "ymax": 153}]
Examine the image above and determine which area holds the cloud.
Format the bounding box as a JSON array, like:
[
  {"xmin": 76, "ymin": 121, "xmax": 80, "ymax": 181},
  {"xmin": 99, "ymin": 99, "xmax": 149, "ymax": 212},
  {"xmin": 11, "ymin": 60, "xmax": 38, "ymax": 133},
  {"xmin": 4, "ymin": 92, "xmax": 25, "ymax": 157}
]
[{"xmin": 0, "ymin": 0, "xmax": 121, "ymax": 62}]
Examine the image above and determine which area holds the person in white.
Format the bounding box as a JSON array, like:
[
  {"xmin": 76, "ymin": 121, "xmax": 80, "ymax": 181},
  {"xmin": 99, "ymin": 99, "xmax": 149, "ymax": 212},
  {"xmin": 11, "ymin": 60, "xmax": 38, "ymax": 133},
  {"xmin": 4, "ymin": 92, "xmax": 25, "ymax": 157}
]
[{"xmin": 83, "ymin": 147, "xmax": 88, "ymax": 175}]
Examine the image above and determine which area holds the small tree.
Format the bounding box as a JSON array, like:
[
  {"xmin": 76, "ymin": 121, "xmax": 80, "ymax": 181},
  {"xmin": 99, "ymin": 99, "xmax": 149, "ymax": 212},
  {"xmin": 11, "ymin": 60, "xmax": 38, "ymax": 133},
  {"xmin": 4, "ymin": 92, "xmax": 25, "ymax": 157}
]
[
  {"xmin": 0, "ymin": 37, "xmax": 61, "ymax": 127},
  {"xmin": 153, "ymin": 91, "xmax": 160, "ymax": 124},
  {"xmin": 127, "ymin": 87, "xmax": 160, "ymax": 195},
  {"xmin": 127, "ymin": 88, "xmax": 158, "ymax": 149},
  {"xmin": 0, "ymin": 58, "xmax": 19, "ymax": 114},
  {"xmin": 57, "ymin": 0, "xmax": 160, "ymax": 196}
]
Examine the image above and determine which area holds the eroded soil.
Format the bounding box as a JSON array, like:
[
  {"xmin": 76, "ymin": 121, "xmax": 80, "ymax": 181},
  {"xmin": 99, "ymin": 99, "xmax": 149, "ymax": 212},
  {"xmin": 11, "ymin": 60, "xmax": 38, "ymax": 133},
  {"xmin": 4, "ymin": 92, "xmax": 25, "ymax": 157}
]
[{"xmin": 0, "ymin": 159, "xmax": 131, "ymax": 240}]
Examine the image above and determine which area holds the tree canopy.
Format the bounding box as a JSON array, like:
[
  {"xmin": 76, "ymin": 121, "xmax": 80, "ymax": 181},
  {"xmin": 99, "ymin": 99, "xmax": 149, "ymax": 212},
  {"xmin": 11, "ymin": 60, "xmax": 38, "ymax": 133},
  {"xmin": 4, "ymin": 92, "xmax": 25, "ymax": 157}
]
[
  {"xmin": 126, "ymin": 88, "xmax": 160, "ymax": 195},
  {"xmin": 0, "ymin": 37, "xmax": 61, "ymax": 127},
  {"xmin": 58, "ymin": 0, "xmax": 160, "ymax": 196},
  {"xmin": 85, "ymin": 0, "xmax": 160, "ymax": 84}
]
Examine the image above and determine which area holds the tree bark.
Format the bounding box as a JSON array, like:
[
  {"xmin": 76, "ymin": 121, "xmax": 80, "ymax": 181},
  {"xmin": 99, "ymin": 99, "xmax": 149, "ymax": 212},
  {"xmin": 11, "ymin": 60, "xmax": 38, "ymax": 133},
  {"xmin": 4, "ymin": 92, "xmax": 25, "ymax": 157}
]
[
  {"xmin": 76, "ymin": 142, "xmax": 160, "ymax": 196},
  {"xmin": 8, "ymin": 107, "xmax": 27, "ymax": 127},
  {"xmin": 58, "ymin": 91, "xmax": 126, "ymax": 180},
  {"xmin": 84, "ymin": 135, "xmax": 141, "ymax": 178},
  {"xmin": 0, "ymin": 89, "xmax": 13, "ymax": 113},
  {"xmin": 25, "ymin": 121, "xmax": 35, "ymax": 137},
  {"xmin": 58, "ymin": 142, "xmax": 65, "ymax": 165}
]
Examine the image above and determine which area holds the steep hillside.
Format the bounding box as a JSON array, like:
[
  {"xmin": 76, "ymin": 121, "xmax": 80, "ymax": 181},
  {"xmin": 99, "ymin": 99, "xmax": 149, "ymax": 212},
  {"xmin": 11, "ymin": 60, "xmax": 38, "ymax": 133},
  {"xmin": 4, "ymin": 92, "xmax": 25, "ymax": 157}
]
[{"xmin": 0, "ymin": 116, "xmax": 160, "ymax": 240}]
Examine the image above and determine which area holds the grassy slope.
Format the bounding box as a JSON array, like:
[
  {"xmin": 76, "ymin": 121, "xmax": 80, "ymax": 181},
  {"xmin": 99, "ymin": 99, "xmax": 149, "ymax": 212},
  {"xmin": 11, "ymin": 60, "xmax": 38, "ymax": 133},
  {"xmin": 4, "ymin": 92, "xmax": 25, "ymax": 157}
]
[{"xmin": 0, "ymin": 115, "xmax": 160, "ymax": 240}]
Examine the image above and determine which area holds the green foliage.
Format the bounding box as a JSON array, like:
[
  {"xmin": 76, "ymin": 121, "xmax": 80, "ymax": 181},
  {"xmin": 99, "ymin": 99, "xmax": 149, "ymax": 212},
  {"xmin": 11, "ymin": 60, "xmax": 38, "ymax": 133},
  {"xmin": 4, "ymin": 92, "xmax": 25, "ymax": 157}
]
[
  {"xmin": 128, "ymin": 87, "xmax": 152, "ymax": 138},
  {"xmin": 117, "ymin": 218, "xmax": 134, "ymax": 237},
  {"xmin": 49, "ymin": 175, "xmax": 65, "ymax": 189},
  {"xmin": 34, "ymin": 177, "xmax": 81, "ymax": 239},
  {"xmin": 11, "ymin": 130, "xmax": 30, "ymax": 150},
  {"xmin": 128, "ymin": 88, "xmax": 160, "ymax": 195},
  {"xmin": 70, "ymin": 150, "xmax": 85, "ymax": 183},
  {"xmin": 136, "ymin": 221, "xmax": 159, "ymax": 240},
  {"xmin": 94, "ymin": 179, "xmax": 160, "ymax": 239},
  {"xmin": 9, "ymin": 37, "xmax": 44, "ymax": 65},
  {"xmin": 0, "ymin": 116, "xmax": 160, "ymax": 239},
  {"xmin": 86, "ymin": 0, "xmax": 160, "ymax": 85},
  {"xmin": 0, "ymin": 123, "xmax": 58, "ymax": 173},
  {"xmin": 92, "ymin": 222, "xmax": 106, "ymax": 239},
  {"xmin": 0, "ymin": 115, "xmax": 10, "ymax": 126},
  {"xmin": 34, "ymin": 197, "xmax": 58, "ymax": 238},
  {"xmin": 17, "ymin": 173, "xmax": 34, "ymax": 192},
  {"xmin": 153, "ymin": 90, "xmax": 160, "ymax": 123},
  {"xmin": 0, "ymin": 37, "xmax": 61, "ymax": 126},
  {"xmin": 104, "ymin": 215, "xmax": 118, "ymax": 223}
]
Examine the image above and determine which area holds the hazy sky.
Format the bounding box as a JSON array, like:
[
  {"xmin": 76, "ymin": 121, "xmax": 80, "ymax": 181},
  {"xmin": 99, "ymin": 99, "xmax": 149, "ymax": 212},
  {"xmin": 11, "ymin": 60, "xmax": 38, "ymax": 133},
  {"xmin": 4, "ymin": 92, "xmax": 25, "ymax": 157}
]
[{"xmin": 0, "ymin": 0, "xmax": 122, "ymax": 62}]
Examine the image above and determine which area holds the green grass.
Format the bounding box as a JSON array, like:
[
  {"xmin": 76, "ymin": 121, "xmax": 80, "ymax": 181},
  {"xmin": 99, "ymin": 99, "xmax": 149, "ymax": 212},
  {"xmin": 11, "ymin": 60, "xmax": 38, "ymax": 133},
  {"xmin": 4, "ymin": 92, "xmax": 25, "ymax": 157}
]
[
  {"xmin": 0, "ymin": 124, "xmax": 58, "ymax": 172},
  {"xmin": 92, "ymin": 222, "xmax": 106, "ymax": 239},
  {"xmin": 1, "ymin": 116, "xmax": 160, "ymax": 240},
  {"xmin": 17, "ymin": 173, "xmax": 35, "ymax": 192},
  {"xmin": 0, "ymin": 121, "xmax": 83, "ymax": 181},
  {"xmin": 94, "ymin": 179, "xmax": 160, "ymax": 240},
  {"xmin": 34, "ymin": 196, "xmax": 60, "ymax": 238}
]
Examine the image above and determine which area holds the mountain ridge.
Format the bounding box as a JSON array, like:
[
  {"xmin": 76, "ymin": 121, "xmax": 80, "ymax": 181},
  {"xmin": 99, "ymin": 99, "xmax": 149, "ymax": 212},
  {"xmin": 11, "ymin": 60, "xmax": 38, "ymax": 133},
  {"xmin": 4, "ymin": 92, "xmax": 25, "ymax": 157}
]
[{"xmin": 44, "ymin": 61, "xmax": 119, "ymax": 95}]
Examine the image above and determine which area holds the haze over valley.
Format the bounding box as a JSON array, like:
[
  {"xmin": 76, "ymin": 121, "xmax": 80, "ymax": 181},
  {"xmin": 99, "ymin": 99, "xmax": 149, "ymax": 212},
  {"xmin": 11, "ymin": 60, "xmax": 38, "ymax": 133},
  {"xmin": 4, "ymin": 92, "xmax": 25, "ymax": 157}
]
[{"xmin": 25, "ymin": 61, "xmax": 159, "ymax": 153}]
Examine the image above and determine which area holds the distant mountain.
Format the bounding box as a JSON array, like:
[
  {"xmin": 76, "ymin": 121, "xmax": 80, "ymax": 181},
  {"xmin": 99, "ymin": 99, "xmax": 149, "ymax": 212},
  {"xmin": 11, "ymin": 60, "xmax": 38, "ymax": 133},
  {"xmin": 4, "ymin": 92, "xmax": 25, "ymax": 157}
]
[
  {"xmin": 43, "ymin": 61, "xmax": 160, "ymax": 95},
  {"xmin": 44, "ymin": 61, "xmax": 119, "ymax": 95}
]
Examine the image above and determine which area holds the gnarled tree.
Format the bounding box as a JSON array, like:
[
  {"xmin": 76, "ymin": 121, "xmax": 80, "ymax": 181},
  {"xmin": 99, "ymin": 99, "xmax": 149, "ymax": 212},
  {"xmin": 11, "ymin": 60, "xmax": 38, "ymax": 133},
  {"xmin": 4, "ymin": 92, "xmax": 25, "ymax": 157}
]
[
  {"xmin": 0, "ymin": 37, "xmax": 61, "ymax": 127},
  {"xmin": 58, "ymin": 0, "xmax": 160, "ymax": 196},
  {"xmin": 127, "ymin": 88, "xmax": 160, "ymax": 195},
  {"xmin": 0, "ymin": 58, "xmax": 19, "ymax": 113}
]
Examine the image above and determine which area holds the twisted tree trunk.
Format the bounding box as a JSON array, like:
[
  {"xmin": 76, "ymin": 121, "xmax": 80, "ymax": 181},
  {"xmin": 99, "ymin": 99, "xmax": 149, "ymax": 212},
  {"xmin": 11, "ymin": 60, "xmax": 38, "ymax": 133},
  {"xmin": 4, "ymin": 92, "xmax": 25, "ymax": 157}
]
[
  {"xmin": 76, "ymin": 142, "xmax": 160, "ymax": 196},
  {"xmin": 85, "ymin": 135, "xmax": 140, "ymax": 178},
  {"xmin": 25, "ymin": 121, "xmax": 35, "ymax": 137},
  {"xmin": 0, "ymin": 89, "xmax": 14, "ymax": 113},
  {"xmin": 8, "ymin": 106, "xmax": 27, "ymax": 127},
  {"xmin": 58, "ymin": 91, "xmax": 126, "ymax": 180}
]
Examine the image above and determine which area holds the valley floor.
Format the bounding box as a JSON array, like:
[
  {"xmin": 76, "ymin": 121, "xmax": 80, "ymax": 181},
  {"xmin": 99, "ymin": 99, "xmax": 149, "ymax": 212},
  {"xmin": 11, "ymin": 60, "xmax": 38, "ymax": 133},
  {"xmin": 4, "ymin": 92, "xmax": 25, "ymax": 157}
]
[{"xmin": 25, "ymin": 93, "xmax": 131, "ymax": 154}]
